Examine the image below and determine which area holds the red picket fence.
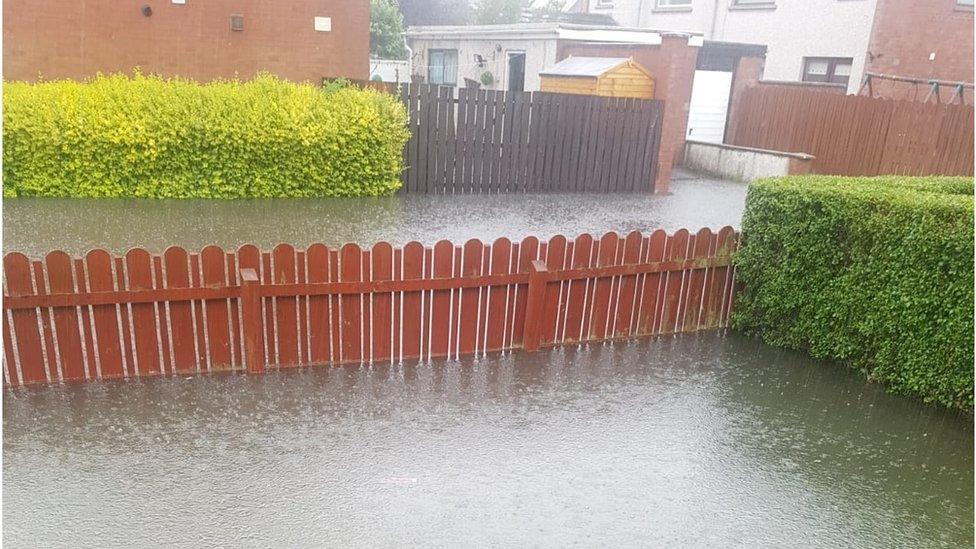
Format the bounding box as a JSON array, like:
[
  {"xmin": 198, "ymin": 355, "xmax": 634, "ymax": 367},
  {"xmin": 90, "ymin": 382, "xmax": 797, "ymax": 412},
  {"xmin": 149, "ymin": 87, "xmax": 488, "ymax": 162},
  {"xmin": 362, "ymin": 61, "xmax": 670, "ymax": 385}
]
[{"xmin": 2, "ymin": 228, "xmax": 739, "ymax": 387}]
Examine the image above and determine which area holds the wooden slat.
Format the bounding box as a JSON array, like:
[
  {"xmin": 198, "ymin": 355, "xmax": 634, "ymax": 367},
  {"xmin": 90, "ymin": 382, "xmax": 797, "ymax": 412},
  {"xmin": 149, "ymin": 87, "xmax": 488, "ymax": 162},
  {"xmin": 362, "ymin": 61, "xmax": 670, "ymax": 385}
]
[
  {"xmin": 371, "ymin": 242, "xmax": 394, "ymax": 363},
  {"xmin": 163, "ymin": 247, "xmax": 196, "ymax": 374},
  {"xmin": 86, "ymin": 249, "xmax": 124, "ymax": 379},
  {"xmin": 682, "ymin": 228, "xmax": 713, "ymax": 333},
  {"xmin": 339, "ymin": 243, "xmax": 363, "ymax": 363},
  {"xmin": 613, "ymin": 230, "xmax": 643, "ymax": 338},
  {"xmin": 124, "ymin": 248, "xmax": 161, "ymax": 376},
  {"xmin": 457, "ymin": 239, "xmax": 483, "ymax": 356},
  {"xmin": 4, "ymin": 253, "xmax": 45, "ymax": 384},
  {"xmin": 46, "ymin": 251, "xmax": 87, "ymax": 380},
  {"xmin": 429, "ymin": 240, "xmax": 454, "ymax": 358},
  {"xmin": 589, "ymin": 232, "xmax": 619, "ymax": 341},
  {"xmin": 637, "ymin": 229, "xmax": 668, "ymax": 335},
  {"xmin": 201, "ymin": 246, "xmax": 232, "ymax": 370}
]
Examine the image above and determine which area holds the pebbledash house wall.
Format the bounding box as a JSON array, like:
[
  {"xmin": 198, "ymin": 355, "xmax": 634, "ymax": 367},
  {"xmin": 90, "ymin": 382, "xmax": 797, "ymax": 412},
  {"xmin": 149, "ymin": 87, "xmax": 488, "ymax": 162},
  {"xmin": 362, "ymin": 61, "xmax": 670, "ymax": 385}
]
[
  {"xmin": 865, "ymin": 0, "xmax": 974, "ymax": 101},
  {"xmin": 584, "ymin": 0, "xmax": 877, "ymax": 94},
  {"xmin": 2, "ymin": 0, "xmax": 369, "ymax": 83}
]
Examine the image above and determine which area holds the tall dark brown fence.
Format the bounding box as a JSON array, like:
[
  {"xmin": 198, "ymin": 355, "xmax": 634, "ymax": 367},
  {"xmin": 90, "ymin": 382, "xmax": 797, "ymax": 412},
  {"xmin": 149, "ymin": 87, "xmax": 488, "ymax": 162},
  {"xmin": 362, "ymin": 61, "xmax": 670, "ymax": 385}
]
[
  {"xmin": 3, "ymin": 228, "xmax": 738, "ymax": 386},
  {"xmin": 727, "ymin": 86, "xmax": 974, "ymax": 176},
  {"xmin": 400, "ymin": 84, "xmax": 664, "ymax": 193}
]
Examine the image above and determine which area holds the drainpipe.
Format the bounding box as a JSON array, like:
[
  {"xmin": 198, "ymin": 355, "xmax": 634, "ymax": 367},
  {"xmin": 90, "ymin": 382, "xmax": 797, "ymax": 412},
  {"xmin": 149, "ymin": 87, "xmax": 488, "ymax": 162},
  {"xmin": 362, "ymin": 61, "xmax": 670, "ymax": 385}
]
[
  {"xmin": 403, "ymin": 34, "xmax": 413, "ymax": 85},
  {"xmin": 709, "ymin": 0, "xmax": 719, "ymax": 40}
]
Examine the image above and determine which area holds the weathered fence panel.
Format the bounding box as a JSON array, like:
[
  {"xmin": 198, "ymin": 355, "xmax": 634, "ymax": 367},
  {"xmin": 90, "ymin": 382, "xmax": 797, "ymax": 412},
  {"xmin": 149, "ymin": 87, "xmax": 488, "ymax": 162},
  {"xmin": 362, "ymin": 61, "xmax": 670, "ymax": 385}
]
[
  {"xmin": 2, "ymin": 228, "xmax": 738, "ymax": 386},
  {"xmin": 727, "ymin": 86, "xmax": 974, "ymax": 176},
  {"xmin": 398, "ymin": 84, "xmax": 664, "ymax": 193}
]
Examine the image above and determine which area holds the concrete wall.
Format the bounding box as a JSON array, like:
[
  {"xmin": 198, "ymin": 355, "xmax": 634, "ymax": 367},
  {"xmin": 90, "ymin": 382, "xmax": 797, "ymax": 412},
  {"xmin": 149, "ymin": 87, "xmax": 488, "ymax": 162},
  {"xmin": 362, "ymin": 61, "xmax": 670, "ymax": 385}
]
[
  {"xmin": 2, "ymin": 0, "xmax": 368, "ymax": 83},
  {"xmin": 684, "ymin": 140, "xmax": 813, "ymax": 181},
  {"xmin": 587, "ymin": 0, "xmax": 877, "ymax": 93},
  {"xmin": 406, "ymin": 34, "xmax": 558, "ymax": 91},
  {"xmin": 865, "ymin": 0, "xmax": 974, "ymax": 102},
  {"xmin": 369, "ymin": 59, "xmax": 411, "ymax": 84}
]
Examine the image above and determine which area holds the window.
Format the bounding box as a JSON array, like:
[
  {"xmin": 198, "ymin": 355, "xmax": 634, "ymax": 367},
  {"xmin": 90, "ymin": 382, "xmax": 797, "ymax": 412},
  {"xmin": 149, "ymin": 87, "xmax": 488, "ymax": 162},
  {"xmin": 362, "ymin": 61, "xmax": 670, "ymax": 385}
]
[
  {"xmin": 731, "ymin": 0, "xmax": 775, "ymax": 7},
  {"xmin": 802, "ymin": 57, "xmax": 854, "ymax": 87},
  {"xmin": 655, "ymin": 0, "xmax": 692, "ymax": 9},
  {"xmin": 958, "ymin": 0, "xmax": 974, "ymax": 7},
  {"xmin": 427, "ymin": 49, "xmax": 458, "ymax": 86}
]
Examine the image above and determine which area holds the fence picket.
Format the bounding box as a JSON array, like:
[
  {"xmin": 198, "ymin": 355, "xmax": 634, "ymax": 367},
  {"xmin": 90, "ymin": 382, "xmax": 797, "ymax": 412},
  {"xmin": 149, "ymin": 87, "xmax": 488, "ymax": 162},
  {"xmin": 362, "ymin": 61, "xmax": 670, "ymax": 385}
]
[{"xmin": 47, "ymin": 251, "xmax": 88, "ymax": 380}]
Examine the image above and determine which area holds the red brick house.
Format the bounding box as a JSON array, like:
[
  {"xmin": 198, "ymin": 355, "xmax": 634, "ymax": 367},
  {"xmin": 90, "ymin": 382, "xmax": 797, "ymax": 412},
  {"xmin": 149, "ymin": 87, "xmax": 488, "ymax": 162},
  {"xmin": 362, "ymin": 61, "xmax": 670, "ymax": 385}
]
[
  {"xmin": 3, "ymin": 0, "xmax": 369, "ymax": 83},
  {"xmin": 864, "ymin": 0, "xmax": 974, "ymax": 101}
]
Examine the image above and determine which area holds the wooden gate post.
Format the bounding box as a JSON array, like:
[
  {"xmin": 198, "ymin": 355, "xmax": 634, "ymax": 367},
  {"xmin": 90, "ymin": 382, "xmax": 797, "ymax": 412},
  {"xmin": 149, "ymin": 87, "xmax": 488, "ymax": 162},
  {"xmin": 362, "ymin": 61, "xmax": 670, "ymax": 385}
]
[
  {"xmin": 240, "ymin": 268, "xmax": 264, "ymax": 374},
  {"xmin": 522, "ymin": 259, "xmax": 550, "ymax": 352}
]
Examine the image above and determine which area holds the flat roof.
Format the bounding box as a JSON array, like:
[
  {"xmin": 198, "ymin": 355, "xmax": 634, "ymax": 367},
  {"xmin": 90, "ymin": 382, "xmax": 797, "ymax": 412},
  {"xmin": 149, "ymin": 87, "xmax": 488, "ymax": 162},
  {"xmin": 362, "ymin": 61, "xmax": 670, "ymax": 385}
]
[
  {"xmin": 539, "ymin": 57, "xmax": 630, "ymax": 77},
  {"xmin": 405, "ymin": 23, "xmax": 702, "ymax": 46}
]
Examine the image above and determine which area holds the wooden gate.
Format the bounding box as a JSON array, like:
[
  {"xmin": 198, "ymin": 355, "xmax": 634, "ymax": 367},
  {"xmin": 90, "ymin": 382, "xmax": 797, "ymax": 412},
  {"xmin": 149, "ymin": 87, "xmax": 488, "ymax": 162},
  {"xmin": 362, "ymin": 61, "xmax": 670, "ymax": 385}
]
[{"xmin": 400, "ymin": 84, "xmax": 664, "ymax": 193}]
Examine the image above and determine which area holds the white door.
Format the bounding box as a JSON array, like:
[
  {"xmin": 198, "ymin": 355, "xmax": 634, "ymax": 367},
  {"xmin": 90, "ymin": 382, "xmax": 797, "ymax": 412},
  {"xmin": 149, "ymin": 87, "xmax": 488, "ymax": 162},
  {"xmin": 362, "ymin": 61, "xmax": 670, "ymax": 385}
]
[{"xmin": 686, "ymin": 70, "xmax": 734, "ymax": 144}]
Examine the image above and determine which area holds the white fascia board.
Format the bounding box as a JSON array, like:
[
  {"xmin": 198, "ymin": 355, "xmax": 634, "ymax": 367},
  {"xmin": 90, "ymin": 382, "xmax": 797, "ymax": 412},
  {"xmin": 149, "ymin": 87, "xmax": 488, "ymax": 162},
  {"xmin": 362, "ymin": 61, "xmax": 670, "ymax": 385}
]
[
  {"xmin": 405, "ymin": 24, "xmax": 560, "ymax": 41},
  {"xmin": 556, "ymin": 28, "xmax": 663, "ymax": 45}
]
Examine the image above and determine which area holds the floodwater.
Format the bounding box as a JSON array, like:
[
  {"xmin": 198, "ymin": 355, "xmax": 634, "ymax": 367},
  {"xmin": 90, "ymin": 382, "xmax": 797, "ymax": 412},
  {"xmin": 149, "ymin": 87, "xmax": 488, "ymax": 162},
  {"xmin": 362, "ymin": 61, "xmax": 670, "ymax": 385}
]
[
  {"xmin": 2, "ymin": 170, "xmax": 747, "ymax": 256},
  {"xmin": 4, "ymin": 332, "xmax": 972, "ymax": 548}
]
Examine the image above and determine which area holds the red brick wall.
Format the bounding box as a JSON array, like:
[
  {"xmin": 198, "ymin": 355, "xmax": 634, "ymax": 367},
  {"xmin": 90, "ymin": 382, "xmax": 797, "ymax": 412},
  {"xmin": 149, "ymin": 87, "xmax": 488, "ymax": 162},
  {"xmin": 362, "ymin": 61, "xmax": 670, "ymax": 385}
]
[
  {"xmin": 556, "ymin": 36, "xmax": 699, "ymax": 194},
  {"xmin": 3, "ymin": 0, "xmax": 368, "ymax": 83},
  {"xmin": 866, "ymin": 0, "xmax": 974, "ymax": 101}
]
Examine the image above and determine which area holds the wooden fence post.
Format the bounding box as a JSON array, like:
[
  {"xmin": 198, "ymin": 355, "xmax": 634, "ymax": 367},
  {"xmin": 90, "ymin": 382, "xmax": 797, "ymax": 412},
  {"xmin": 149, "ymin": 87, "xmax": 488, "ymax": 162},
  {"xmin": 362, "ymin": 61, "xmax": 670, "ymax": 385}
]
[
  {"xmin": 522, "ymin": 259, "xmax": 550, "ymax": 353},
  {"xmin": 240, "ymin": 268, "xmax": 263, "ymax": 374}
]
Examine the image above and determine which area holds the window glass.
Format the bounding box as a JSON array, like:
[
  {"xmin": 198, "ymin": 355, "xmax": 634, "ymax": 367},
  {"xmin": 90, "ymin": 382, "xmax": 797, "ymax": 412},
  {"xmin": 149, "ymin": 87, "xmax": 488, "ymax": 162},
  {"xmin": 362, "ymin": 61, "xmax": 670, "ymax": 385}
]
[
  {"xmin": 427, "ymin": 49, "xmax": 458, "ymax": 85},
  {"xmin": 656, "ymin": 0, "xmax": 692, "ymax": 7},
  {"xmin": 805, "ymin": 60, "xmax": 829, "ymax": 76}
]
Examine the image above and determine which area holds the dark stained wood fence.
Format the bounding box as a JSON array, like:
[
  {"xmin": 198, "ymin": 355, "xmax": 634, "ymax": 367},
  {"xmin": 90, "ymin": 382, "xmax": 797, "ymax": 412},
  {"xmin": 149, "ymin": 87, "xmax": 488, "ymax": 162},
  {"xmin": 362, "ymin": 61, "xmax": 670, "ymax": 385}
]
[
  {"xmin": 727, "ymin": 86, "xmax": 974, "ymax": 176},
  {"xmin": 400, "ymin": 84, "xmax": 664, "ymax": 193},
  {"xmin": 3, "ymin": 228, "xmax": 738, "ymax": 386}
]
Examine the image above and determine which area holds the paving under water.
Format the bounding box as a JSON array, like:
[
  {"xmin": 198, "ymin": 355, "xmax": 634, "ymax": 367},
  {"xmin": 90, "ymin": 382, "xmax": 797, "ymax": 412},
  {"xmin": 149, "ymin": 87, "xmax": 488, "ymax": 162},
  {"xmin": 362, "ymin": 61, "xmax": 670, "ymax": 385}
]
[{"xmin": 4, "ymin": 332, "xmax": 971, "ymax": 548}]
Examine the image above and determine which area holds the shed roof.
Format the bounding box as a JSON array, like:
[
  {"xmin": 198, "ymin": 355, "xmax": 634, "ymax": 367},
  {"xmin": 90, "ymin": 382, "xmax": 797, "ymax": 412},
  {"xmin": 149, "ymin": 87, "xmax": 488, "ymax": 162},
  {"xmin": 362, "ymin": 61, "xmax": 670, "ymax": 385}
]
[{"xmin": 539, "ymin": 56, "xmax": 631, "ymax": 78}]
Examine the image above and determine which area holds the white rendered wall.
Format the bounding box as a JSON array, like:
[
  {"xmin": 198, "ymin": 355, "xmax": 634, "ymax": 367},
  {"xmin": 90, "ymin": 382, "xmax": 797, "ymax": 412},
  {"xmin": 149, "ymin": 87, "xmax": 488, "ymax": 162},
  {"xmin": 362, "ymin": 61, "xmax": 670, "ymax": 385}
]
[
  {"xmin": 588, "ymin": 0, "xmax": 877, "ymax": 93},
  {"xmin": 406, "ymin": 36, "xmax": 559, "ymax": 91}
]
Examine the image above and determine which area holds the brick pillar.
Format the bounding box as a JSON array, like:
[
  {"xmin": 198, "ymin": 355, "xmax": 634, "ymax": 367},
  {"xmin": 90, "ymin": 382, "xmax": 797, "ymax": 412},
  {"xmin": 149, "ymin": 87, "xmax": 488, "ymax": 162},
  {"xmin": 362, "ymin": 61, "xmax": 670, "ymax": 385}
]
[{"xmin": 651, "ymin": 35, "xmax": 699, "ymax": 195}]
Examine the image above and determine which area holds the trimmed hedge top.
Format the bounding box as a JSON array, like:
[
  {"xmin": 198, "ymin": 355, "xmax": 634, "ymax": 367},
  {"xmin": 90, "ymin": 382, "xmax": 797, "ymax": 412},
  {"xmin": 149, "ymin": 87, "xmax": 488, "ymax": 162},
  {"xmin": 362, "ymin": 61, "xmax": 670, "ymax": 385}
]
[
  {"xmin": 3, "ymin": 74, "xmax": 409, "ymax": 198},
  {"xmin": 733, "ymin": 175, "xmax": 974, "ymax": 410}
]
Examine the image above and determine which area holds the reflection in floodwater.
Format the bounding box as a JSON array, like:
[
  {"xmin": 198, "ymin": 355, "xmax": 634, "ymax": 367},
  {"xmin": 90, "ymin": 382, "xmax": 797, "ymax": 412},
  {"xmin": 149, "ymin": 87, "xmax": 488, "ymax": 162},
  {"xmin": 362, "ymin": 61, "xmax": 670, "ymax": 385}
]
[
  {"xmin": 3, "ymin": 171, "xmax": 746, "ymax": 256},
  {"xmin": 4, "ymin": 332, "xmax": 972, "ymax": 548}
]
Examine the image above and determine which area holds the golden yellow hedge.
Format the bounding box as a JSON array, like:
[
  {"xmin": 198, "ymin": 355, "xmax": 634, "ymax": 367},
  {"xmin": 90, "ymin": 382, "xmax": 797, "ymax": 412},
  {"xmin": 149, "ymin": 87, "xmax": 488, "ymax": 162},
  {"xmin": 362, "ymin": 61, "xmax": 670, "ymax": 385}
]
[{"xmin": 3, "ymin": 73, "xmax": 409, "ymax": 197}]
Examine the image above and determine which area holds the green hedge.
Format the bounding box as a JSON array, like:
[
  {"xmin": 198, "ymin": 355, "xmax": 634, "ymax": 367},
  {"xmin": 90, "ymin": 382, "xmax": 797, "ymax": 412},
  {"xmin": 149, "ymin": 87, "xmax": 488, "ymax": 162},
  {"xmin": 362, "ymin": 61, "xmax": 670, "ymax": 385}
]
[
  {"xmin": 3, "ymin": 74, "xmax": 409, "ymax": 197},
  {"xmin": 733, "ymin": 176, "xmax": 974, "ymax": 410}
]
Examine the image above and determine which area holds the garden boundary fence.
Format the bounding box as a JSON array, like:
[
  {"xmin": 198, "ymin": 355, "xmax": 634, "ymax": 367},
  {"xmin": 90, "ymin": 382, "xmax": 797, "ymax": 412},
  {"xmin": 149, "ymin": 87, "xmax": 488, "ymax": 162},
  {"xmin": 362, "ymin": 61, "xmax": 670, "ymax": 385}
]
[
  {"xmin": 397, "ymin": 84, "xmax": 664, "ymax": 193},
  {"xmin": 2, "ymin": 228, "xmax": 738, "ymax": 387},
  {"xmin": 727, "ymin": 85, "xmax": 974, "ymax": 176}
]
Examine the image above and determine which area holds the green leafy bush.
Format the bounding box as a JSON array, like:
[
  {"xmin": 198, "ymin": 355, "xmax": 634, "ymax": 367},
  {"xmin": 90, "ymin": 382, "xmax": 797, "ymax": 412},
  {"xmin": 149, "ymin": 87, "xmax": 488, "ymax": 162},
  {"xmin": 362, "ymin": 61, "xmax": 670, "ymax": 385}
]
[
  {"xmin": 733, "ymin": 176, "xmax": 974, "ymax": 410},
  {"xmin": 3, "ymin": 73, "xmax": 409, "ymax": 197}
]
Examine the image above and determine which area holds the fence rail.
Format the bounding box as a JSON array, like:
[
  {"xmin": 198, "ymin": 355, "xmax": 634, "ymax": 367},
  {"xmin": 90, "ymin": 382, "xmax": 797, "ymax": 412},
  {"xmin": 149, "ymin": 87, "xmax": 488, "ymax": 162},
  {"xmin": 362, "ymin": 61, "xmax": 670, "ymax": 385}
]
[
  {"xmin": 399, "ymin": 84, "xmax": 664, "ymax": 193},
  {"xmin": 3, "ymin": 228, "xmax": 738, "ymax": 387},
  {"xmin": 727, "ymin": 86, "xmax": 975, "ymax": 176}
]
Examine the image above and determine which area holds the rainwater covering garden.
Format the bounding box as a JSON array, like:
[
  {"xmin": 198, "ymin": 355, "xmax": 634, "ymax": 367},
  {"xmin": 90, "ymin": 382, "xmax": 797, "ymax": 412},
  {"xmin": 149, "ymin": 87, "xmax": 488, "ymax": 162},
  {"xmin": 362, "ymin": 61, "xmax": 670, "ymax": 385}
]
[{"xmin": 2, "ymin": 76, "xmax": 972, "ymax": 548}]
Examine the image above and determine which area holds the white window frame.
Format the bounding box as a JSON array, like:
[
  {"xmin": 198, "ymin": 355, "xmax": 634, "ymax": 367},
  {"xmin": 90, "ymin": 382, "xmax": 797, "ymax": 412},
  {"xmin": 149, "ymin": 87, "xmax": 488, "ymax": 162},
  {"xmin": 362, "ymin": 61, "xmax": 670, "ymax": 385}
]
[
  {"xmin": 730, "ymin": 0, "xmax": 776, "ymax": 8},
  {"xmin": 655, "ymin": 0, "xmax": 692, "ymax": 10}
]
